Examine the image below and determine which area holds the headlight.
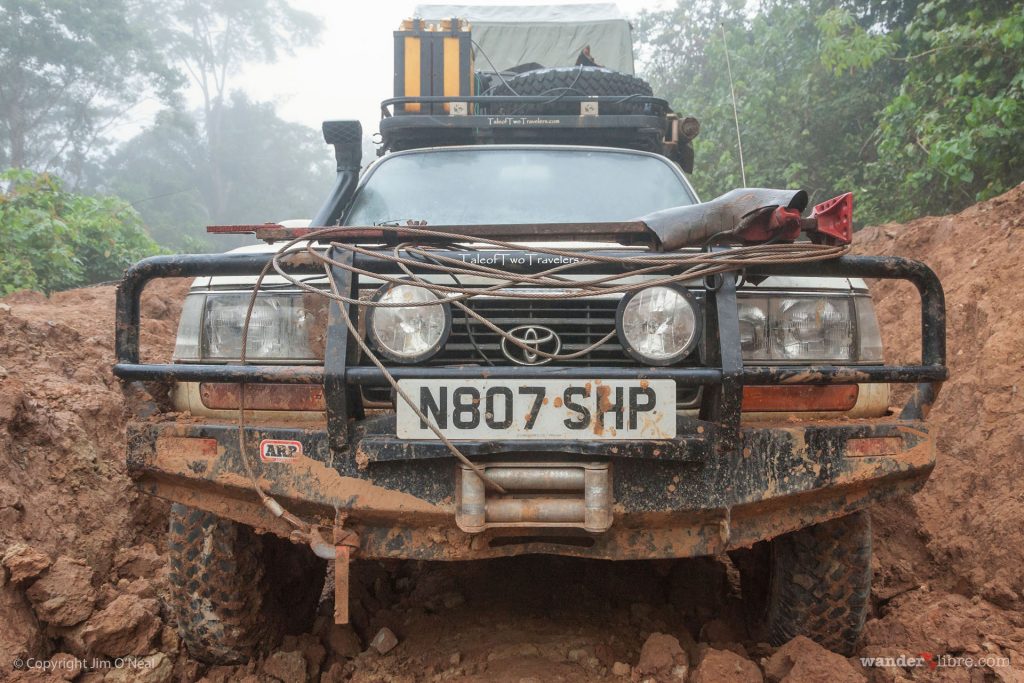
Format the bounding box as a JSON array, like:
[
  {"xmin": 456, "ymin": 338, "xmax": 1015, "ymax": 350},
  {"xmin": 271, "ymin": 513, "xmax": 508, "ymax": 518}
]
[
  {"xmin": 173, "ymin": 292, "xmax": 327, "ymax": 363},
  {"xmin": 737, "ymin": 294, "xmax": 883, "ymax": 363},
  {"xmin": 616, "ymin": 285, "xmax": 700, "ymax": 365},
  {"xmin": 366, "ymin": 284, "xmax": 451, "ymax": 363},
  {"xmin": 738, "ymin": 296, "xmax": 769, "ymax": 360},
  {"xmin": 774, "ymin": 298, "xmax": 854, "ymax": 360},
  {"xmin": 854, "ymin": 296, "xmax": 884, "ymax": 362}
]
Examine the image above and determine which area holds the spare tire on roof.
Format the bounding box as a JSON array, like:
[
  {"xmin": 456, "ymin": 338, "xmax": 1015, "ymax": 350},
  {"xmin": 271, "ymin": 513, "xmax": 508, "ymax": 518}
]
[{"xmin": 490, "ymin": 66, "xmax": 662, "ymax": 115}]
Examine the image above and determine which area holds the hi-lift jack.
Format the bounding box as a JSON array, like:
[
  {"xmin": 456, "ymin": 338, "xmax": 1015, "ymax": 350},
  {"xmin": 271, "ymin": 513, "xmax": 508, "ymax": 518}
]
[{"xmin": 207, "ymin": 191, "xmax": 854, "ymax": 251}]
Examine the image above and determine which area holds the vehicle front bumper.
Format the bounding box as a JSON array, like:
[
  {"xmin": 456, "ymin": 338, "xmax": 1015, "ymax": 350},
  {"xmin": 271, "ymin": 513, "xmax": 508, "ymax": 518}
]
[
  {"xmin": 127, "ymin": 415, "xmax": 933, "ymax": 560},
  {"xmin": 115, "ymin": 249, "xmax": 945, "ymax": 559}
]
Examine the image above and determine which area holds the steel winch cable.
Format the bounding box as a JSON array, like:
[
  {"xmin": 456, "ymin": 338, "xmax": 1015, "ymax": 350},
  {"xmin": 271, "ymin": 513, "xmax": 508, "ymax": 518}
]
[{"xmin": 233, "ymin": 224, "xmax": 850, "ymax": 531}]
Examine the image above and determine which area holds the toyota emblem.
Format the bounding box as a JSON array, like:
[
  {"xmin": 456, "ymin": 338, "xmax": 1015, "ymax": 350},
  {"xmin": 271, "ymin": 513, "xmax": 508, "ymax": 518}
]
[{"xmin": 501, "ymin": 325, "xmax": 561, "ymax": 365}]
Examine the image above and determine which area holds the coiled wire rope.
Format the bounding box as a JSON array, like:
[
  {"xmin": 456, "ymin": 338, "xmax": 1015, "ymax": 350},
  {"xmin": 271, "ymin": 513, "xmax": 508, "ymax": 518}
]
[{"xmin": 234, "ymin": 225, "xmax": 849, "ymax": 543}]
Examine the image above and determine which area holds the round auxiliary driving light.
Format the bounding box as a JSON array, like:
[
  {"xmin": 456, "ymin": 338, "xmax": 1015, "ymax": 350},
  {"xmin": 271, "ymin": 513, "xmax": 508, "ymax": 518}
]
[
  {"xmin": 367, "ymin": 283, "xmax": 451, "ymax": 363},
  {"xmin": 616, "ymin": 285, "xmax": 701, "ymax": 366}
]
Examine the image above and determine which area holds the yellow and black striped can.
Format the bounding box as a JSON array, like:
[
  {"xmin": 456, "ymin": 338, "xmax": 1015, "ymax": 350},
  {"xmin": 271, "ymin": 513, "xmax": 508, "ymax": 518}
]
[{"xmin": 394, "ymin": 18, "xmax": 475, "ymax": 114}]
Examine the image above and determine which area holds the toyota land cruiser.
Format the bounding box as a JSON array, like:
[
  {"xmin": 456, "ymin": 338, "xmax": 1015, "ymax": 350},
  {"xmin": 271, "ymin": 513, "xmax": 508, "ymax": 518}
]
[{"xmin": 112, "ymin": 8, "xmax": 947, "ymax": 665}]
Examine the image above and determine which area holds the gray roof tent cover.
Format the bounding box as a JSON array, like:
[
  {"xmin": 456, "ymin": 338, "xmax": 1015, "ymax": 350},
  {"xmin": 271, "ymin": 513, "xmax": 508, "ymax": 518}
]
[{"xmin": 414, "ymin": 4, "xmax": 635, "ymax": 75}]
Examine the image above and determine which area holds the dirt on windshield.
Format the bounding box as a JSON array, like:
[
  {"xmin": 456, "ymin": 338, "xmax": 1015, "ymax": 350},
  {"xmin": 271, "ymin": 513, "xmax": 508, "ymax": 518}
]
[{"xmin": 2, "ymin": 186, "xmax": 1024, "ymax": 682}]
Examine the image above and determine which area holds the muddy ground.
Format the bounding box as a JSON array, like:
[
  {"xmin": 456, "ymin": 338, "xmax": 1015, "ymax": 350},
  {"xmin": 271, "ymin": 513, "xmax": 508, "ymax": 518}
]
[{"xmin": 2, "ymin": 186, "xmax": 1024, "ymax": 682}]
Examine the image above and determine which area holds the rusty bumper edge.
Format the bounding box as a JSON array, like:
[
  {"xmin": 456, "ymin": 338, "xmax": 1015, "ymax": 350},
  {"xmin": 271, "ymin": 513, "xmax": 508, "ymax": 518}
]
[{"xmin": 127, "ymin": 419, "xmax": 934, "ymax": 560}]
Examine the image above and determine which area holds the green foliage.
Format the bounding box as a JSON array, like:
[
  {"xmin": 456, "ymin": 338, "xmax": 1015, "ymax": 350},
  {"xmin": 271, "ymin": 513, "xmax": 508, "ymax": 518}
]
[
  {"xmin": 0, "ymin": 0, "xmax": 328, "ymax": 254},
  {"xmin": 637, "ymin": 0, "xmax": 1023, "ymax": 226},
  {"xmin": 0, "ymin": 0, "xmax": 181, "ymax": 182},
  {"xmin": 637, "ymin": 1, "xmax": 904, "ymax": 222},
  {"xmin": 0, "ymin": 169, "xmax": 162, "ymax": 294},
  {"xmin": 868, "ymin": 0, "xmax": 1024, "ymax": 219},
  {"xmin": 818, "ymin": 8, "xmax": 899, "ymax": 74}
]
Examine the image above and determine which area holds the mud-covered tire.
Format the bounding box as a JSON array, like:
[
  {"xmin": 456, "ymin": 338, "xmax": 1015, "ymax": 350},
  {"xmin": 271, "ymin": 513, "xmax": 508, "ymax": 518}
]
[
  {"xmin": 733, "ymin": 511, "xmax": 872, "ymax": 655},
  {"xmin": 166, "ymin": 504, "xmax": 326, "ymax": 664},
  {"xmin": 492, "ymin": 66, "xmax": 659, "ymax": 115}
]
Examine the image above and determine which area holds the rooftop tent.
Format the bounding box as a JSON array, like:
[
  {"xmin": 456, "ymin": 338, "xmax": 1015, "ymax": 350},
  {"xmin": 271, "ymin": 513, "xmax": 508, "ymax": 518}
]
[{"xmin": 413, "ymin": 4, "xmax": 635, "ymax": 75}]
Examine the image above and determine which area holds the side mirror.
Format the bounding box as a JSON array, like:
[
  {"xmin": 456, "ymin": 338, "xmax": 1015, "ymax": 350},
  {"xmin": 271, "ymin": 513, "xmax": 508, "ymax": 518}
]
[{"xmin": 322, "ymin": 120, "xmax": 362, "ymax": 172}]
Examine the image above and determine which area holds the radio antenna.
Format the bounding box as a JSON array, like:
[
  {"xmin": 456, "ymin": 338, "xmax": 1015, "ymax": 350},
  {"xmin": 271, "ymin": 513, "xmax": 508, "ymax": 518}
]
[{"xmin": 720, "ymin": 22, "xmax": 747, "ymax": 187}]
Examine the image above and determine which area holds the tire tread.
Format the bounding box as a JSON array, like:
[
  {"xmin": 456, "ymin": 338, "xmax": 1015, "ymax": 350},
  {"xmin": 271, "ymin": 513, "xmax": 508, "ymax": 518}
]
[
  {"xmin": 166, "ymin": 504, "xmax": 324, "ymax": 664},
  {"xmin": 493, "ymin": 67, "xmax": 658, "ymax": 115},
  {"xmin": 741, "ymin": 511, "xmax": 872, "ymax": 655}
]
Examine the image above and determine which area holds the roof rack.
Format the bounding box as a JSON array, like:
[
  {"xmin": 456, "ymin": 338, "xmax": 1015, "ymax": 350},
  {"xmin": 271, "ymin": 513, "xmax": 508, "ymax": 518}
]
[{"xmin": 378, "ymin": 94, "xmax": 698, "ymax": 172}]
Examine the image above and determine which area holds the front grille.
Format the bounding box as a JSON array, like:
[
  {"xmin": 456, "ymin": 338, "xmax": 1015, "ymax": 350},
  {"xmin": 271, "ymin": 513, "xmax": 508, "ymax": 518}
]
[
  {"xmin": 438, "ymin": 297, "xmax": 629, "ymax": 366},
  {"xmin": 360, "ymin": 295, "xmax": 702, "ymax": 409}
]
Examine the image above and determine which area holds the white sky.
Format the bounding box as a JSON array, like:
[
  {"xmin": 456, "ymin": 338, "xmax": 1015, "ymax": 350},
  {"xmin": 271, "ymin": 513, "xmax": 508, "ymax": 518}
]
[{"xmin": 227, "ymin": 0, "xmax": 672, "ymax": 139}]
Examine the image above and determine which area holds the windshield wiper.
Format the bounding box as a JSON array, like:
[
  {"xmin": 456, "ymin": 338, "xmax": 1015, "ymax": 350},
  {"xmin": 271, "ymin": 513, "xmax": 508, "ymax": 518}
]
[{"xmin": 374, "ymin": 218, "xmax": 429, "ymax": 227}]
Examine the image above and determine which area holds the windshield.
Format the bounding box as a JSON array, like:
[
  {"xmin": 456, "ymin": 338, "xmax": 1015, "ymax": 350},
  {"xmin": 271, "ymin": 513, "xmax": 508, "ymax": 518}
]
[{"xmin": 345, "ymin": 147, "xmax": 695, "ymax": 226}]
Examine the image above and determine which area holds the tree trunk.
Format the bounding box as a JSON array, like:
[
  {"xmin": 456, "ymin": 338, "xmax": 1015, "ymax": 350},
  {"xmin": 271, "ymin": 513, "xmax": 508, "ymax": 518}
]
[
  {"xmin": 205, "ymin": 99, "xmax": 229, "ymax": 222},
  {"xmin": 8, "ymin": 122, "xmax": 27, "ymax": 169},
  {"xmin": 3, "ymin": 85, "xmax": 28, "ymax": 169}
]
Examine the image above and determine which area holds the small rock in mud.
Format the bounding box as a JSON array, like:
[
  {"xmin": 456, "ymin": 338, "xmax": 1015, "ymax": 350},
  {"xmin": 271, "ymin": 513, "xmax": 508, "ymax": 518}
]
[
  {"xmin": 612, "ymin": 661, "xmax": 631, "ymax": 677},
  {"xmin": 263, "ymin": 649, "xmax": 307, "ymax": 682},
  {"xmin": 80, "ymin": 594, "xmax": 161, "ymax": 657},
  {"xmin": 567, "ymin": 647, "xmax": 589, "ymax": 662},
  {"xmin": 369, "ymin": 626, "xmax": 398, "ymax": 655},
  {"xmin": 326, "ymin": 622, "xmax": 362, "ymax": 659},
  {"xmin": 0, "ymin": 482, "xmax": 20, "ymax": 510},
  {"xmin": 320, "ymin": 661, "xmax": 348, "ymax": 683},
  {"xmin": 47, "ymin": 652, "xmax": 83, "ymax": 681},
  {"xmin": 691, "ymin": 647, "xmax": 761, "ymax": 683},
  {"xmin": 281, "ymin": 632, "xmax": 326, "ymax": 677},
  {"xmin": 124, "ymin": 577, "xmax": 157, "ymax": 600},
  {"xmin": 26, "ymin": 556, "xmax": 96, "ymax": 626},
  {"xmin": 981, "ymin": 578, "xmax": 1019, "ymax": 609},
  {"xmin": 2, "ymin": 543, "xmax": 50, "ymax": 584},
  {"xmin": 636, "ymin": 632, "xmax": 688, "ymax": 678},
  {"xmin": 112, "ymin": 544, "xmax": 163, "ymax": 580},
  {"xmin": 104, "ymin": 652, "xmax": 173, "ymax": 683},
  {"xmin": 699, "ymin": 639, "xmax": 750, "ymax": 661},
  {"xmin": 765, "ymin": 636, "xmax": 864, "ymax": 683}
]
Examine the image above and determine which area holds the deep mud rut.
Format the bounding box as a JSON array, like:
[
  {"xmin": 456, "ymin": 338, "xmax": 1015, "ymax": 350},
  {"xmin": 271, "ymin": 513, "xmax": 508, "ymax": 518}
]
[{"xmin": 3, "ymin": 185, "xmax": 1024, "ymax": 682}]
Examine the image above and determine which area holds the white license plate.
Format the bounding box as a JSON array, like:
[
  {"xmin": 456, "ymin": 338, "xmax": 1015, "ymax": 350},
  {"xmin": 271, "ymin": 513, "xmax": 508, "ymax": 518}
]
[{"xmin": 396, "ymin": 379, "xmax": 676, "ymax": 440}]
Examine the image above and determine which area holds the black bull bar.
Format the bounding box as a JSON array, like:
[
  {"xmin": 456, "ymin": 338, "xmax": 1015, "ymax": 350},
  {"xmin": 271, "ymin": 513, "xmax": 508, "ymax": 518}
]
[
  {"xmin": 113, "ymin": 249, "xmax": 947, "ymax": 446},
  {"xmin": 112, "ymin": 248, "xmax": 946, "ymax": 558}
]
